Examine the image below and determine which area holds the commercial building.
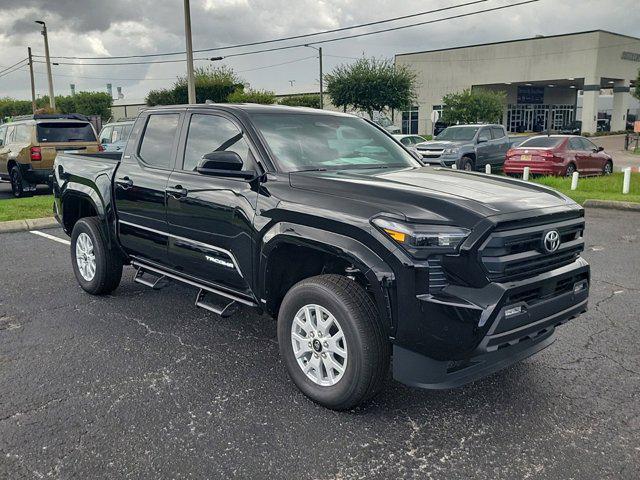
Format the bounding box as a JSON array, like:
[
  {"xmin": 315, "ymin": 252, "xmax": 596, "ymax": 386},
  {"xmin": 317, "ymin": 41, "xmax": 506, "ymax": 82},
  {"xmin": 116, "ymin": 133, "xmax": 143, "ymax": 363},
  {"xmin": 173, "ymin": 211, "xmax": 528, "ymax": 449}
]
[{"xmin": 394, "ymin": 30, "xmax": 640, "ymax": 135}]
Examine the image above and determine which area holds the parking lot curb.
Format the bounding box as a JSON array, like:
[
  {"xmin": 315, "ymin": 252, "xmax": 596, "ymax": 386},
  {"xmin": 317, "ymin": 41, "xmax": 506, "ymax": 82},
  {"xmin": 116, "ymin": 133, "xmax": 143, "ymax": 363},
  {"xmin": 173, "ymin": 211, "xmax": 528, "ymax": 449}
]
[
  {"xmin": 0, "ymin": 217, "xmax": 58, "ymax": 234},
  {"xmin": 583, "ymin": 200, "xmax": 640, "ymax": 211}
]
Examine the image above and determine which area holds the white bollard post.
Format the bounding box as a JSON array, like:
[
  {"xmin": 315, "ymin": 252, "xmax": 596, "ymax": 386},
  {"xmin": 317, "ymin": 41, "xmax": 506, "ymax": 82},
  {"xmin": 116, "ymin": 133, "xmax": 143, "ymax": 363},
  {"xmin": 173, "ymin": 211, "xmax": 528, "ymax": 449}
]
[
  {"xmin": 623, "ymin": 167, "xmax": 631, "ymax": 195},
  {"xmin": 523, "ymin": 167, "xmax": 530, "ymax": 181},
  {"xmin": 571, "ymin": 171, "xmax": 579, "ymax": 191},
  {"xmin": 485, "ymin": 164, "xmax": 491, "ymax": 174},
  {"xmin": 451, "ymin": 163, "xmax": 457, "ymax": 170}
]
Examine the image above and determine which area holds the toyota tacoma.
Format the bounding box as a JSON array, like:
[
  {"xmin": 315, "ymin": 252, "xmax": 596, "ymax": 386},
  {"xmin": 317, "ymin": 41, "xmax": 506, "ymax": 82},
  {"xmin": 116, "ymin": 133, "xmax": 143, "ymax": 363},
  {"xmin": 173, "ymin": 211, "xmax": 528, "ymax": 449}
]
[{"xmin": 52, "ymin": 104, "xmax": 590, "ymax": 410}]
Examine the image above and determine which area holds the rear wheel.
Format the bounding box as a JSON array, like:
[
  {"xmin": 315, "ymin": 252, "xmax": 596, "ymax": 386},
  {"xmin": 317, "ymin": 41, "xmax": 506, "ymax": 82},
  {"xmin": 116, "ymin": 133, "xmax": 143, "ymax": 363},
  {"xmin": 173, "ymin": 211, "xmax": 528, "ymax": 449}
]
[
  {"xmin": 459, "ymin": 156, "xmax": 475, "ymax": 171},
  {"xmin": 565, "ymin": 163, "xmax": 577, "ymax": 177},
  {"xmin": 71, "ymin": 217, "xmax": 123, "ymax": 295},
  {"xmin": 277, "ymin": 274, "xmax": 390, "ymax": 410},
  {"xmin": 602, "ymin": 160, "xmax": 613, "ymax": 176},
  {"xmin": 9, "ymin": 166, "xmax": 32, "ymax": 198}
]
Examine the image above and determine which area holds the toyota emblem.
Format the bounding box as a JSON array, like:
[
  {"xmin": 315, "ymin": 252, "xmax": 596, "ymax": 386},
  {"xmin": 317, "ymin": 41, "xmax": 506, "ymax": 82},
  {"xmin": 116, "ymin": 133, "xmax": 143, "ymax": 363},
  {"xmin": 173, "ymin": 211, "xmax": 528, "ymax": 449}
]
[{"xmin": 542, "ymin": 230, "xmax": 560, "ymax": 253}]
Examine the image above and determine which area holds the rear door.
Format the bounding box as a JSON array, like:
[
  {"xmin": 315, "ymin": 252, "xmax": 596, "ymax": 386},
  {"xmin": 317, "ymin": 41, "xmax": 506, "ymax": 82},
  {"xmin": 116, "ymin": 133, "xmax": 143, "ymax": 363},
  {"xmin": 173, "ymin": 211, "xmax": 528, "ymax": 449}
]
[
  {"xmin": 114, "ymin": 110, "xmax": 184, "ymax": 264},
  {"xmin": 0, "ymin": 125, "xmax": 8, "ymax": 177},
  {"xmin": 476, "ymin": 127, "xmax": 492, "ymax": 166},
  {"xmin": 165, "ymin": 110, "xmax": 259, "ymax": 296},
  {"xmin": 490, "ymin": 126, "xmax": 509, "ymax": 167}
]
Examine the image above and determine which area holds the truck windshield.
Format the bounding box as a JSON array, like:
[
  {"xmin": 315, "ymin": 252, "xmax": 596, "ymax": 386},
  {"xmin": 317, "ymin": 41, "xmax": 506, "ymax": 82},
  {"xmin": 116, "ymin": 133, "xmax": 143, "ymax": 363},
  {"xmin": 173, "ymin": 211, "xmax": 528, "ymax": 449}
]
[
  {"xmin": 436, "ymin": 127, "xmax": 479, "ymax": 141},
  {"xmin": 250, "ymin": 113, "xmax": 420, "ymax": 172},
  {"xmin": 37, "ymin": 122, "xmax": 96, "ymax": 143}
]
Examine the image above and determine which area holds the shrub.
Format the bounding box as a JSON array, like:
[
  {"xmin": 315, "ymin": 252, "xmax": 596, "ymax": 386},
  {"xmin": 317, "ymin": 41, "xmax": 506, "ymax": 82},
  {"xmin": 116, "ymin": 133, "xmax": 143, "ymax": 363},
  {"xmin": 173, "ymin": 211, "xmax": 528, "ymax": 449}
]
[
  {"xmin": 279, "ymin": 94, "xmax": 321, "ymax": 109},
  {"xmin": 227, "ymin": 89, "xmax": 276, "ymax": 104}
]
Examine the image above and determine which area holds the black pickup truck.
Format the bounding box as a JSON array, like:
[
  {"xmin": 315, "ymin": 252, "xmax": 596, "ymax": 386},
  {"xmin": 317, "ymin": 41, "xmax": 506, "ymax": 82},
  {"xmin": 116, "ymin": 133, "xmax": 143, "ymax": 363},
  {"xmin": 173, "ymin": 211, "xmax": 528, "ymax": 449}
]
[{"xmin": 53, "ymin": 104, "xmax": 590, "ymax": 410}]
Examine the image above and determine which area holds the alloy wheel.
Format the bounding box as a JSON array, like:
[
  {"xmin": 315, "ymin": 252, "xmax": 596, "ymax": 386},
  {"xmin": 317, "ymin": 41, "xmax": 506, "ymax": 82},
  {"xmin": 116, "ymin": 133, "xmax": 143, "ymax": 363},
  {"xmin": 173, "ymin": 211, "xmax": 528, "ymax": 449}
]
[
  {"xmin": 75, "ymin": 232, "xmax": 96, "ymax": 281},
  {"xmin": 291, "ymin": 304, "xmax": 348, "ymax": 387}
]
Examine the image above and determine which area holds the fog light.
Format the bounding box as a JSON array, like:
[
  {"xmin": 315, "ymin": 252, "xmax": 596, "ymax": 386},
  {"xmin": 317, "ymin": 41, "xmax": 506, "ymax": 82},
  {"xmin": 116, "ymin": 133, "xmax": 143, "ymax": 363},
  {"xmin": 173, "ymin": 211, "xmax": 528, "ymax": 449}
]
[
  {"xmin": 504, "ymin": 306, "xmax": 523, "ymax": 317},
  {"xmin": 573, "ymin": 281, "xmax": 588, "ymax": 294}
]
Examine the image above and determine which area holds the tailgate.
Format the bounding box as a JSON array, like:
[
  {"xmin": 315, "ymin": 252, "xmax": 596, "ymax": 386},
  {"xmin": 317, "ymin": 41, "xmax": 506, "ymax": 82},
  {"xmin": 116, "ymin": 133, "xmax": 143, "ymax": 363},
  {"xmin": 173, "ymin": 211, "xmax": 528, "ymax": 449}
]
[{"xmin": 39, "ymin": 142, "xmax": 101, "ymax": 168}]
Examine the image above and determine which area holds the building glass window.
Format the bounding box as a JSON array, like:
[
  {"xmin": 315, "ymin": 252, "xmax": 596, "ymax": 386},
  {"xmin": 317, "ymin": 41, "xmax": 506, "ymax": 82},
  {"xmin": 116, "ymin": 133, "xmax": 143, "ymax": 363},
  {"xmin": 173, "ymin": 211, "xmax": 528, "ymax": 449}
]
[{"xmin": 401, "ymin": 106, "xmax": 419, "ymax": 134}]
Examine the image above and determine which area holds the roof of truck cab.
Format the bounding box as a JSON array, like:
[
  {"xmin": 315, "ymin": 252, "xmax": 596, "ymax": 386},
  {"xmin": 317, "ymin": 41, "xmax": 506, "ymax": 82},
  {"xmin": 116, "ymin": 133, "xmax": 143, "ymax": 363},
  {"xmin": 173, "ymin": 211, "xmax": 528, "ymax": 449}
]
[{"xmin": 144, "ymin": 103, "xmax": 355, "ymax": 117}]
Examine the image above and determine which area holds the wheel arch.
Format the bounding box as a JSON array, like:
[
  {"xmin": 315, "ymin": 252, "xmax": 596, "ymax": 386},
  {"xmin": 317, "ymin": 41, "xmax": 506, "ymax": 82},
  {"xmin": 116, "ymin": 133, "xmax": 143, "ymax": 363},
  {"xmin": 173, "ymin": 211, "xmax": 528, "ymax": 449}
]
[{"xmin": 259, "ymin": 222, "xmax": 395, "ymax": 333}]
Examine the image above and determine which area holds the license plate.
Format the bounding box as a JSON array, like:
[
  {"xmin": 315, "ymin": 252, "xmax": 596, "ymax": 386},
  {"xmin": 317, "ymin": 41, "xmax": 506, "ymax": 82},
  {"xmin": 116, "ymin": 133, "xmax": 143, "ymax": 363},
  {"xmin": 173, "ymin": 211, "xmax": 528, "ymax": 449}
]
[{"xmin": 520, "ymin": 154, "xmax": 531, "ymax": 161}]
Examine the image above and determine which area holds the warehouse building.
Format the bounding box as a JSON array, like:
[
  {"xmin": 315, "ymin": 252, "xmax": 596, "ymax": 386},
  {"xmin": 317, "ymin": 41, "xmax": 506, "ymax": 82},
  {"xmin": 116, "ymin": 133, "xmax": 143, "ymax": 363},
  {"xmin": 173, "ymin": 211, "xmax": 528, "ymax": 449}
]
[{"xmin": 394, "ymin": 30, "xmax": 639, "ymax": 135}]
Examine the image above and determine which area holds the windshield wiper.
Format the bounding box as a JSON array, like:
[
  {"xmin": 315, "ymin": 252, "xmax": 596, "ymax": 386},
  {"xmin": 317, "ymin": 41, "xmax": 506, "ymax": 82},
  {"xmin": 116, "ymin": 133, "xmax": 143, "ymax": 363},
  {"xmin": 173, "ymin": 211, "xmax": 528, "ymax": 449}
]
[{"xmin": 291, "ymin": 167, "xmax": 327, "ymax": 173}]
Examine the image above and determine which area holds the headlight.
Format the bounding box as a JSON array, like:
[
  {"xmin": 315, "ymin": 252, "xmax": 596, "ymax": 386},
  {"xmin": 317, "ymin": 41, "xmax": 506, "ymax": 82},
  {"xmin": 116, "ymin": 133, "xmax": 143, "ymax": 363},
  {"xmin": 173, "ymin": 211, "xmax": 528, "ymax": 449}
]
[
  {"xmin": 372, "ymin": 217, "xmax": 470, "ymax": 256},
  {"xmin": 443, "ymin": 147, "xmax": 459, "ymax": 155}
]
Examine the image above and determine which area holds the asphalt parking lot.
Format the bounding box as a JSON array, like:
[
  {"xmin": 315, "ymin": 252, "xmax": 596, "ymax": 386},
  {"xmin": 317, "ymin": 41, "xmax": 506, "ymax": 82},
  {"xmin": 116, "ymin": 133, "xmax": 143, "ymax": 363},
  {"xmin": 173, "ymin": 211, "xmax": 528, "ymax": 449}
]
[
  {"xmin": 0, "ymin": 181, "xmax": 51, "ymax": 200},
  {"xmin": 1, "ymin": 209, "xmax": 638, "ymax": 479}
]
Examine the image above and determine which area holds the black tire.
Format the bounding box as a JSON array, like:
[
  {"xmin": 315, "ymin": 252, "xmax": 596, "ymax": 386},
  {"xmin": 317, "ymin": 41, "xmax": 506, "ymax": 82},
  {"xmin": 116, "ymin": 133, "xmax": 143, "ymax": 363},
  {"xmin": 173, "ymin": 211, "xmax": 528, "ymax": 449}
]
[
  {"xmin": 70, "ymin": 217, "xmax": 123, "ymax": 295},
  {"xmin": 459, "ymin": 156, "xmax": 475, "ymax": 171},
  {"xmin": 565, "ymin": 163, "xmax": 577, "ymax": 177},
  {"xmin": 602, "ymin": 160, "xmax": 613, "ymax": 176},
  {"xmin": 10, "ymin": 166, "xmax": 33, "ymax": 198},
  {"xmin": 277, "ymin": 274, "xmax": 390, "ymax": 410}
]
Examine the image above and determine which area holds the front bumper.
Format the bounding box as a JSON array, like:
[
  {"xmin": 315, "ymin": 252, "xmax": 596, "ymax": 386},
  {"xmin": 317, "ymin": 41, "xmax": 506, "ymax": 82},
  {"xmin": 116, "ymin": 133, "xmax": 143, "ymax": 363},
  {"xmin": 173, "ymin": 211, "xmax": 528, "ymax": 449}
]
[{"xmin": 392, "ymin": 257, "xmax": 589, "ymax": 389}]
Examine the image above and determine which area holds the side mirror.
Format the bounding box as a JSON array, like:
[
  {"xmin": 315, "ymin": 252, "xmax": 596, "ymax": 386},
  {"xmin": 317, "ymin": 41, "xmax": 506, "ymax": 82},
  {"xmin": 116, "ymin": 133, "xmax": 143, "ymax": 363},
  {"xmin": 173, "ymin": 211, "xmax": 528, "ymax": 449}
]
[
  {"xmin": 197, "ymin": 151, "xmax": 257, "ymax": 180},
  {"xmin": 477, "ymin": 138, "xmax": 488, "ymax": 144},
  {"xmin": 597, "ymin": 146, "xmax": 604, "ymax": 152}
]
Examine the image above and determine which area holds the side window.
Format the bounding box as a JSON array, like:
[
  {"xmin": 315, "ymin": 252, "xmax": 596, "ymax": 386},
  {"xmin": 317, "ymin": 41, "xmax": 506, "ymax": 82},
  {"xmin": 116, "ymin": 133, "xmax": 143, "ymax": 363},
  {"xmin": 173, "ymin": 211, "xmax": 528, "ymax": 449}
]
[
  {"xmin": 112, "ymin": 126, "xmax": 123, "ymax": 143},
  {"xmin": 478, "ymin": 128, "xmax": 491, "ymax": 142},
  {"xmin": 491, "ymin": 127, "xmax": 505, "ymax": 139},
  {"xmin": 568, "ymin": 138, "xmax": 581, "ymax": 150},
  {"xmin": 100, "ymin": 126, "xmax": 113, "ymax": 144},
  {"xmin": 580, "ymin": 138, "xmax": 596, "ymax": 151},
  {"xmin": 0, "ymin": 126, "xmax": 6, "ymax": 145},
  {"xmin": 182, "ymin": 114, "xmax": 251, "ymax": 172},
  {"xmin": 15, "ymin": 125, "xmax": 31, "ymax": 142},
  {"xmin": 6, "ymin": 126, "xmax": 15, "ymax": 143},
  {"xmin": 138, "ymin": 114, "xmax": 180, "ymax": 169}
]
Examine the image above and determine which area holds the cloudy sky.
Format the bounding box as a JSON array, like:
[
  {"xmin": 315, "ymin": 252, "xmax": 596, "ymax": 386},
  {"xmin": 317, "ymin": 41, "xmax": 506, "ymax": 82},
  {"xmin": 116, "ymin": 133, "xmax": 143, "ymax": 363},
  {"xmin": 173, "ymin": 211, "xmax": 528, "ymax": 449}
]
[{"xmin": 0, "ymin": 0, "xmax": 638, "ymax": 102}]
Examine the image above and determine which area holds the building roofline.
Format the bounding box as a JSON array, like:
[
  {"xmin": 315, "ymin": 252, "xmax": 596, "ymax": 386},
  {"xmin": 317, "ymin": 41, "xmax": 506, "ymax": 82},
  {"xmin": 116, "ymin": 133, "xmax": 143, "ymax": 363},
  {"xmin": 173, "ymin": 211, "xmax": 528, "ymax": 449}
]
[{"xmin": 395, "ymin": 30, "xmax": 640, "ymax": 58}]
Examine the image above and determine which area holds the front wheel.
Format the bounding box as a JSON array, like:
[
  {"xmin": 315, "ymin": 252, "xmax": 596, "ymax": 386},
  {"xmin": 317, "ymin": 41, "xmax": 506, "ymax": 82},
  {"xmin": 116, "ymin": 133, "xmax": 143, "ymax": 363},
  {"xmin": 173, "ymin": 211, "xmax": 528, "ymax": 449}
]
[
  {"xmin": 602, "ymin": 160, "xmax": 613, "ymax": 176},
  {"xmin": 71, "ymin": 217, "xmax": 123, "ymax": 295},
  {"xmin": 459, "ymin": 156, "xmax": 475, "ymax": 171},
  {"xmin": 277, "ymin": 274, "xmax": 390, "ymax": 410}
]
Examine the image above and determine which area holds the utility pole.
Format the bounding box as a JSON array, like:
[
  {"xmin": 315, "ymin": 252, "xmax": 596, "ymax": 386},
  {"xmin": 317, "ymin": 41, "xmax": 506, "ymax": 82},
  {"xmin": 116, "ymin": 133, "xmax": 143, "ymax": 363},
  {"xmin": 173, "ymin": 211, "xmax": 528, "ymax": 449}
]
[
  {"xmin": 183, "ymin": 0, "xmax": 196, "ymax": 104},
  {"xmin": 305, "ymin": 45, "xmax": 323, "ymax": 109},
  {"xmin": 27, "ymin": 47, "xmax": 37, "ymax": 114},
  {"xmin": 35, "ymin": 20, "xmax": 55, "ymax": 111}
]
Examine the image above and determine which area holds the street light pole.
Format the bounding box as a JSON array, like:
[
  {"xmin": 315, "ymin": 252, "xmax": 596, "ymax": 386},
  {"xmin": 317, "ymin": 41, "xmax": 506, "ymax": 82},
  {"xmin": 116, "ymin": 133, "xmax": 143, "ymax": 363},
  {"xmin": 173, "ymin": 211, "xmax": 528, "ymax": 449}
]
[
  {"xmin": 27, "ymin": 47, "xmax": 37, "ymax": 114},
  {"xmin": 305, "ymin": 45, "xmax": 323, "ymax": 109},
  {"xmin": 35, "ymin": 21, "xmax": 55, "ymax": 111},
  {"xmin": 183, "ymin": 0, "xmax": 196, "ymax": 104}
]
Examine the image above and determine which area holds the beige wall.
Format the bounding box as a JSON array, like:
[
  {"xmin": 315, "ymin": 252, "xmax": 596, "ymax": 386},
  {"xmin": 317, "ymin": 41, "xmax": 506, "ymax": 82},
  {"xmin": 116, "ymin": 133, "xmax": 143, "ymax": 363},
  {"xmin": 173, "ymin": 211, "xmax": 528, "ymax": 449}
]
[{"xmin": 395, "ymin": 31, "xmax": 640, "ymax": 134}]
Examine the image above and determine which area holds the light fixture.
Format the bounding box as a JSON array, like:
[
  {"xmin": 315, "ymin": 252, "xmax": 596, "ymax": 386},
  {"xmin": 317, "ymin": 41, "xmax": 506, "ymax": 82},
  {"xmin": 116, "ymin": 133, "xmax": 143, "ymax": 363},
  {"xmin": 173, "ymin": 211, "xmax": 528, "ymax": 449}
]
[
  {"xmin": 569, "ymin": 85, "xmax": 576, "ymax": 89},
  {"xmin": 525, "ymin": 83, "xmax": 532, "ymax": 86},
  {"xmin": 548, "ymin": 84, "xmax": 555, "ymax": 87}
]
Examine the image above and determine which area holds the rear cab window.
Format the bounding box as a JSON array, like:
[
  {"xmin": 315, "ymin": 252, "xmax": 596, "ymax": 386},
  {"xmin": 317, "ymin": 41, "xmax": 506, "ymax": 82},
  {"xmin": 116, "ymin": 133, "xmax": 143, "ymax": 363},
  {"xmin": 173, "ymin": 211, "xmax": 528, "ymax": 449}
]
[
  {"xmin": 37, "ymin": 122, "xmax": 96, "ymax": 143},
  {"xmin": 519, "ymin": 137, "xmax": 563, "ymax": 148},
  {"xmin": 490, "ymin": 127, "xmax": 505, "ymax": 139}
]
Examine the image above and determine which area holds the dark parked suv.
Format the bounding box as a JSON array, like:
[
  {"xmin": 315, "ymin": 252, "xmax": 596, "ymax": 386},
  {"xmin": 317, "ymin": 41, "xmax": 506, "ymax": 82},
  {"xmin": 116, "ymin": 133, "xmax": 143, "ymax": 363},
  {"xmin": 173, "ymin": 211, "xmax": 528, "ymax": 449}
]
[{"xmin": 52, "ymin": 105, "xmax": 590, "ymax": 410}]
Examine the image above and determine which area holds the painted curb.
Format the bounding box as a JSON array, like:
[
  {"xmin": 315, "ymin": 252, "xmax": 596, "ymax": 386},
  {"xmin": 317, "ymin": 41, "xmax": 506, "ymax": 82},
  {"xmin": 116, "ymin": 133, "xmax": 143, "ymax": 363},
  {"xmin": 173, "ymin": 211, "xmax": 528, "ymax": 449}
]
[
  {"xmin": 0, "ymin": 217, "xmax": 58, "ymax": 234},
  {"xmin": 584, "ymin": 200, "xmax": 640, "ymax": 211}
]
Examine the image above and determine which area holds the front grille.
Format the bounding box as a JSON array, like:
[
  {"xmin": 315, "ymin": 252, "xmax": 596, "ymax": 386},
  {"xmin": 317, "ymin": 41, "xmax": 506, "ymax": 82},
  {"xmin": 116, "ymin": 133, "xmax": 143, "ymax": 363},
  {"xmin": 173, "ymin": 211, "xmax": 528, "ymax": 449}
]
[
  {"xmin": 417, "ymin": 148, "xmax": 443, "ymax": 159},
  {"xmin": 480, "ymin": 213, "xmax": 585, "ymax": 282}
]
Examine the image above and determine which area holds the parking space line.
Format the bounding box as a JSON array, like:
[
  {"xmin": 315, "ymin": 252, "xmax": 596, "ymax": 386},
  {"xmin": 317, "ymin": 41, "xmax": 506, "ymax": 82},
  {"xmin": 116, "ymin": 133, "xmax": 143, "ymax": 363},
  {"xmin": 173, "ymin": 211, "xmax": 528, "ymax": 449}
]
[{"xmin": 30, "ymin": 230, "xmax": 71, "ymax": 246}]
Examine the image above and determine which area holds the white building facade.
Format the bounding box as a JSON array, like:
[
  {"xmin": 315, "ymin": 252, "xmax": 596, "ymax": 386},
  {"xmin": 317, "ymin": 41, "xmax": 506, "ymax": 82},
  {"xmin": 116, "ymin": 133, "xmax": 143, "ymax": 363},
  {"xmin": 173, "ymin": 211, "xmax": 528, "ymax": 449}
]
[{"xmin": 394, "ymin": 30, "xmax": 640, "ymax": 135}]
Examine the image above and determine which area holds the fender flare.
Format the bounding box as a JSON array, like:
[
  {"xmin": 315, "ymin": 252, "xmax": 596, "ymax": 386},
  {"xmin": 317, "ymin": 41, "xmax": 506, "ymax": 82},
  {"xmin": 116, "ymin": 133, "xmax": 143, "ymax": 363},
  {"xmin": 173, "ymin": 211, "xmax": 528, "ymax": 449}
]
[{"xmin": 259, "ymin": 222, "xmax": 397, "ymax": 332}]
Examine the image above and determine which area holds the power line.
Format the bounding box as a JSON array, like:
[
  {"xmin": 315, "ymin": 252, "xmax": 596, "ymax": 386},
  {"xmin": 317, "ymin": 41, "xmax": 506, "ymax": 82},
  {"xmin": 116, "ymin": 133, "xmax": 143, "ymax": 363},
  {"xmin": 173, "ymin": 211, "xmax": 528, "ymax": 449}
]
[
  {"xmin": 236, "ymin": 55, "xmax": 316, "ymax": 73},
  {"xmin": 0, "ymin": 60, "xmax": 29, "ymax": 79},
  {"xmin": 30, "ymin": 0, "xmax": 540, "ymax": 66},
  {"xmin": 0, "ymin": 58, "xmax": 28, "ymax": 76},
  {"xmin": 35, "ymin": 0, "xmax": 489, "ymax": 61}
]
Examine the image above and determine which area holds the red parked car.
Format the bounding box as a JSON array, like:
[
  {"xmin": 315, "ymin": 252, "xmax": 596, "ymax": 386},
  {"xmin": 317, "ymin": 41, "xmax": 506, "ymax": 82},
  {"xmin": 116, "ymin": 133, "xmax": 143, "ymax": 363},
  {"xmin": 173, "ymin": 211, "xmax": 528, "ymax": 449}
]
[{"xmin": 504, "ymin": 135, "xmax": 613, "ymax": 177}]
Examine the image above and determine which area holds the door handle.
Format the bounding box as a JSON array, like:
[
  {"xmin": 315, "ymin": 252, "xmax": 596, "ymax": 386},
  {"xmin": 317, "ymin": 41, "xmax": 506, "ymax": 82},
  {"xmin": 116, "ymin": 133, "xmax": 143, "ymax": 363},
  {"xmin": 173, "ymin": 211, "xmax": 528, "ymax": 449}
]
[
  {"xmin": 166, "ymin": 185, "xmax": 188, "ymax": 199},
  {"xmin": 116, "ymin": 176, "xmax": 133, "ymax": 189}
]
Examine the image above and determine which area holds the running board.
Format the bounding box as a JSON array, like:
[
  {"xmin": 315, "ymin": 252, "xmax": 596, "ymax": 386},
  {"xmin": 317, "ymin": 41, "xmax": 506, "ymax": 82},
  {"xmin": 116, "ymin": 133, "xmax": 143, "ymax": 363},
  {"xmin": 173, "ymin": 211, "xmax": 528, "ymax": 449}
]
[
  {"xmin": 134, "ymin": 266, "xmax": 169, "ymax": 289},
  {"xmin": 130, "ymin": 260, "xmax": 258, "ymax": 318},
  {"xmin": 195, "ymin": 289, "xmax": 239, "ymax": 318}
]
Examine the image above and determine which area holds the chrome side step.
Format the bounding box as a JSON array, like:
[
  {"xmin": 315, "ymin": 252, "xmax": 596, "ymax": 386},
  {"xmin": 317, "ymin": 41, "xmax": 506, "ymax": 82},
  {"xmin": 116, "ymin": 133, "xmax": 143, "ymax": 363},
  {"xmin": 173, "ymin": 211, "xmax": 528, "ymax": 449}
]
[{"xmin": 130, "ymin": 260, "xmax": 257, "ymax": 318}]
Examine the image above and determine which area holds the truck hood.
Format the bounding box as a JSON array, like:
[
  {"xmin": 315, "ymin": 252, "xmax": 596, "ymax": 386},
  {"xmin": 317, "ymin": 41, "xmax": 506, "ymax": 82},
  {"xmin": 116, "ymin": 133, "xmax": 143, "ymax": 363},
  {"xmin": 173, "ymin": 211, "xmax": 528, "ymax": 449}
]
[
  {"xmin": 289, "ymin": 166, "xmax": 576, "ymax": 223},
  {"xmin": 416, "ymin": 140, "xmax": 468, "ymax": 150}
]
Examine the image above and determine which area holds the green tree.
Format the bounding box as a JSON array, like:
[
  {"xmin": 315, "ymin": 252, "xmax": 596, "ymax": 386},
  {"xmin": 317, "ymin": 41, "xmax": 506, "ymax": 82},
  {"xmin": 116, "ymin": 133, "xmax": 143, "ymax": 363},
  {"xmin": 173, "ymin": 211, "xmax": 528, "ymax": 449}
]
[
  {"xmin": 324, "ymin": 57, "xmax": 416, "ymax": 119},
  {"xmin": 227, "ymin": 89, "xmax": 276, "ymax": 104},
  {"xmin": 441, "ymin": 88, "xmax": 506, "ymax": 124},
  {"xmin": 278, "ymin": 94, "xmax": 321, "ymax": 109},
  {"xmin": 146, "ymin": 65, "xmax": 244, "ymax": 105}
]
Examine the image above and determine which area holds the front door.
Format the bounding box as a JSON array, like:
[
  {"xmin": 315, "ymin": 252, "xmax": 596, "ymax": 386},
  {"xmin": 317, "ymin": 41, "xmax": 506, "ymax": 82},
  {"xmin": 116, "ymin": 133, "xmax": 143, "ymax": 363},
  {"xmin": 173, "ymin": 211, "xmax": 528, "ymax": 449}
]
[
  {"xmin": 114, "ymin": 111, "xmax": 183, "ymax": 264},
  {"xmin": 166, "ymin": 111, "xmax": 259, "ymax": 297},
  {"xmin": 476, "ymin": 127, "xmax": 493, "ymax": 166}
]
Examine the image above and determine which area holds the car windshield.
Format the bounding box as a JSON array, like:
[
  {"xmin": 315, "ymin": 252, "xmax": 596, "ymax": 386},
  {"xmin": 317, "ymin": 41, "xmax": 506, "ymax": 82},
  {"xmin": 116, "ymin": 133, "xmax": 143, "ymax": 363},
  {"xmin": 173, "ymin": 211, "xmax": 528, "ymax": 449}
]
[
  {"xmin": 436, "ymin": 126, "xmax": 479, "ymax": 141},
  {"xmin": 37, "ymin": 122, "xmax": 96, "ymax": 142},
  {"xmin": 519, "ymin": 137, "xmax": 563, "ymax": 148},
  {"xmin": 250, "ymin": 113, "xmax": 420, "ymax": 172}
]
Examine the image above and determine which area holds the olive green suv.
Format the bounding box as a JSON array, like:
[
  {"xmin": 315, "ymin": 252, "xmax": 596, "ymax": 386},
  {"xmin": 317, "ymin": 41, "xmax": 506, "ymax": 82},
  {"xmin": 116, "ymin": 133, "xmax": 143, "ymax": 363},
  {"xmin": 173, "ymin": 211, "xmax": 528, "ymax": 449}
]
[{"xmin": 0, "ymin": 114, "xmax": 101, "ymax": 197}]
